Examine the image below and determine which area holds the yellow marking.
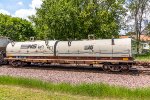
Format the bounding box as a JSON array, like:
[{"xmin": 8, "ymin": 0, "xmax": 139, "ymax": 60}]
[
  {"xmin": 7, "ymin": 54, "xmax": 12, "ymax": 57},
  {"xmin": 42, "ymin": 60, "xmax": 47, "ymax": 62},
  {"xmin": 123, "ymin": 58, "xmax": 128, "ymax": 61},
  {"xmin": 93, "ymin": 61, "xmax": 98, "ymax": 64},
  {"xmin": 8, "ymin": 56, "xmax": 12, "ymax": 58}
]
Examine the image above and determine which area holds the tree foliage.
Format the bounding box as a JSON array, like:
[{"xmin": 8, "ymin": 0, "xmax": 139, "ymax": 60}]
[
  {"xmin": 0, "ymin": 14, "xmax": 35, "ymax": 41},
  {"xmin": 126, "ymin": 0, "xmax": 150, "ymax": 53},
  {"xmin": 30, "ymin": 0, "xmax": 126, "ymax": 40},
  {"xmin": 145, "ymin": 23, "xmax": 150, "ymax": 35}
]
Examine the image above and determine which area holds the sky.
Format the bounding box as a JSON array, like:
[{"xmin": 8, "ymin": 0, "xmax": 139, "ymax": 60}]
[{"xmin": 0, "ymin": 0, "xmax": 42, "ymax": 19}]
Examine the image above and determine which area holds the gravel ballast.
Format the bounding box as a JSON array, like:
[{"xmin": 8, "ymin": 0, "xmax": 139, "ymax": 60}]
[{"xmin": 0, "ymin": 65, "xmax": 150, "ymax": 88}]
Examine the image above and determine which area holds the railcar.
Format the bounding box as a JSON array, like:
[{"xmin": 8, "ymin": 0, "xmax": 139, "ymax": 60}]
[
  {"xmin": 5, "ymin": 38, "xmax": 137, "ymax": 72},
  {"xmin": 0, "ymin": 37, "xmax": 11, "ymax": 65}
]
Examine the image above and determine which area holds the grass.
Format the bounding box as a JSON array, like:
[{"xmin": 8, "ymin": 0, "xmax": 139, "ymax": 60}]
[
  {"xmin": 0, "ymin": 76, "xmax": 149, "ymax": 100},
  {"xmin": 135, "ymin": 52, "xmax": 150, "ymax": 62},
  {"xmin": 0, "ymin": 85, "xmax": 99, "ymax": 100}
]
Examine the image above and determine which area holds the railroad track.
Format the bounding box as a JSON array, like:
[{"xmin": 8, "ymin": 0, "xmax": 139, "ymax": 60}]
[
  {"xmin": 3, "ymin": 64, "xmax": 150, "ymax": 76},
  {"xmin": 5, "ymin": 64, "xmax": 105, "ymax": 74},
  {"xmin": 1, "ymin": 64, "xmax": 150, "ymax": 88}
]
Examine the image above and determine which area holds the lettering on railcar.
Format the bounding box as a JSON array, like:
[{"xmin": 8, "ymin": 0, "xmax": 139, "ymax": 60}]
[
  {"xmin": 21, "ymin": 44, "xmax": 37, "ymax": 49},
  {"xmin": 84, "ymin": 45, "xmax": 94, "ymax": 50},
  {"xmin": 38, "ymin": 45, "xmax": 44, "ymax": 50}
]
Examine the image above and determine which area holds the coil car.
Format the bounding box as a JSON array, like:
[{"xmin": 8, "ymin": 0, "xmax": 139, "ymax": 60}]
[
  {"xmin": 5, "ymin": 38, "xmax": 136, "ymax": 72},
  {"xmin": 0, "ymin": 37, "xmax": 11, "ymax": 65}
]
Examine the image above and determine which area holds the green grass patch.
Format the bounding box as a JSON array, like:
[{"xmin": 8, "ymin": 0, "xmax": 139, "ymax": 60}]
[
  {"xmin": 135, "ymin": 53, "xmax": 150, "ymax": 62},
  {"xmin": 0, "ymin": 85, "xmax": 99, "ymax": 100},
  {"xmin": 0, "ymin": 75, "xmax": 149, "ymax": 100}
]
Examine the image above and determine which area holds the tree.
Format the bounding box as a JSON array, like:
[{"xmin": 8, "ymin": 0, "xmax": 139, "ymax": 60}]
[
  {"xmin": 126, "ymin": 31, "xmax": 136, "ymax": 37},
  {"xmin": 146, "ymin": 23, "xmax": 150, "ymax": 35},
  {"xmin": 126, "ymin": 0, "xmax": 150, "ymax": 53},
  {"xmin": 30, "ymin": 0, "xmax": 126, "ymax": 40},
  {"xmin": 0, "ymin": 14, "xmax": 36, "ymax": 41}
]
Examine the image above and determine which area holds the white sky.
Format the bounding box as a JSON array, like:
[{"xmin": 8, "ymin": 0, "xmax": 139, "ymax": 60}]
[{"xmin": 0, "ymin": 0, "xmax": 42, "ymax": 20}]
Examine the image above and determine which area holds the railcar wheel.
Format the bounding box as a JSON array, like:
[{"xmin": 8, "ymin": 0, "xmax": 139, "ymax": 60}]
[
  {"xmin": 108, "ymin": 65, "xmax": 122, "ymax": 72},
  {"xmin": 102, "ymin": 64, "xmax": 110, "ymax": 72},
  {"xmin": 27, "ymin": 62, "xmax": 31, "ymax": 65},
  {"xmin": 0, "ymin": 51, "xmax": 4, "ymax": 65},
  {"xmin": 120, "ymin": 65, "xmax": 130, "ymax": 73},
  {"xmin": 11, "ymin": 61, "xmax": 25, "ymax": 67},
  {"xmin": 0, "ymin": 59, "xmax": 2, "ymax": 65},
  {"xmin": 11, "ymin": 61, "xmax": 18, "ymax": 67},
  {"xmin": 2, "ymin": 60, "xmax": 8, "ymax": 65}
]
